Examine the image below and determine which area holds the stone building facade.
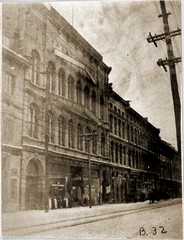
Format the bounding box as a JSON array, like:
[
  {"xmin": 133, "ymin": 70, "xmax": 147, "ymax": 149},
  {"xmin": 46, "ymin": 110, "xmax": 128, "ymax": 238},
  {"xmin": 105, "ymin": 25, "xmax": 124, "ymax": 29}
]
[{"xmin": 2, "ymin": 3, "xmax": 181, "ymax": 212}]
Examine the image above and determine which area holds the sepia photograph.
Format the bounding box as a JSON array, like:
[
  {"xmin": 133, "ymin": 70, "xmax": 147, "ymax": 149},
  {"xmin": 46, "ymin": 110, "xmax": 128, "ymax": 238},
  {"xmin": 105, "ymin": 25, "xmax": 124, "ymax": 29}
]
[{"xmin": 1, "ymin": 0, "xmax": 182, "ymax": 239}]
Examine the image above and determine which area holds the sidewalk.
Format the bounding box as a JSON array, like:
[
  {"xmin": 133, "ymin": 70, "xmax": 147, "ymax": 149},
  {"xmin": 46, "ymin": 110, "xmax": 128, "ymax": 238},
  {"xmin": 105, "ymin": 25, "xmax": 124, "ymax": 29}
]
[{"xmin": 2, "ymin": 198, "xmax": 182, "ymax": 237}]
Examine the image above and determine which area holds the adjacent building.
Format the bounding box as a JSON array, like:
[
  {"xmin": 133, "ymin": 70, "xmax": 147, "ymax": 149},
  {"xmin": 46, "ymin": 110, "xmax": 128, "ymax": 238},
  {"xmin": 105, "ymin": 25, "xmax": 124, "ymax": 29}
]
[{"xmin": 2, "ymin": 3, "xmax": 181, "ymax": 212}]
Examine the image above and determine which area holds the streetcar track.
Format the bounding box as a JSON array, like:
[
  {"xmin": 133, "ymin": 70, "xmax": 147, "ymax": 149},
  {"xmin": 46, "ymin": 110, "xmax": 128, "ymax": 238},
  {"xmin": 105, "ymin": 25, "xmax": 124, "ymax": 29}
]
[{"xmin": 3, "ymin": 201, "xmax": 181, "ymax": 237}]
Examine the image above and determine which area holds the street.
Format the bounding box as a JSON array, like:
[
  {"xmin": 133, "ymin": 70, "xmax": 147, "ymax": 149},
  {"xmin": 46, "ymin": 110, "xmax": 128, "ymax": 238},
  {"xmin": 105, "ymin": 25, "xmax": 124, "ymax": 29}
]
[{"xmin": 29, "ymin": 203, "xmax": 182, "ymax": 239}]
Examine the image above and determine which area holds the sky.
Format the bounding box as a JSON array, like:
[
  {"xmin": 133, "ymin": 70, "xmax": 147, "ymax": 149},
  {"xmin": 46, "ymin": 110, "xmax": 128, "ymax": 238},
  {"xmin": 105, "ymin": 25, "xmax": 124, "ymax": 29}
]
[{"xmin": 51, "ymin": 0, "xmax": 182, "ymax": 149}]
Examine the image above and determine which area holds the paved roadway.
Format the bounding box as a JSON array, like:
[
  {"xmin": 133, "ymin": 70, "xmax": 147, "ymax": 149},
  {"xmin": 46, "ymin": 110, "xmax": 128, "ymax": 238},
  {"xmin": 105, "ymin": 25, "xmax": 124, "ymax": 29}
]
[{"xmin": 29, "ymin": 203, "xmax": 182, "ymax": 239}]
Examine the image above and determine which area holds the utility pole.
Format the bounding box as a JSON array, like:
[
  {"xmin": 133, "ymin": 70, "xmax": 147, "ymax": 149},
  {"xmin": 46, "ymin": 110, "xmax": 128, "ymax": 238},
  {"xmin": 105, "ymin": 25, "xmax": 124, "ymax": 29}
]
[
  {"xmin": 80, "ymin": 133, "xmax": 98, "ymax": 208},
  {"xmin": 44, "ymin": 69, "xmax": 50, "ymax": 213},
  {"xmin": 147, "ymin": 0, "xmax": 181, "ymax": 160}
]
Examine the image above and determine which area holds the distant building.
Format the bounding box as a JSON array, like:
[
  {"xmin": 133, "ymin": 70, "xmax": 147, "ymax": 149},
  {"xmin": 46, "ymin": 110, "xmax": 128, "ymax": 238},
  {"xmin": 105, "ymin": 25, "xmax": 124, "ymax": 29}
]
[{"xmin": 2, "ymin": 3, "xmax": 181, "ymax": 212}]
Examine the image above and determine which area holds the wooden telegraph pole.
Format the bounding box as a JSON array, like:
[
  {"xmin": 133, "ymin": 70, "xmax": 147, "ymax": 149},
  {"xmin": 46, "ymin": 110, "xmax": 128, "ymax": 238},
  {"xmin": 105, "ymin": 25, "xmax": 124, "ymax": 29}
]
[
  {"xmin": 80, "ymin": 133, "xmax": 98, "ymax": 208},
  {"xmin": 44, "ymin": 68, "xmax": 50, "ymax": 213},
  {"xmin": 147, "ymin": 0, "xmax": 181, "ymax": 160}
]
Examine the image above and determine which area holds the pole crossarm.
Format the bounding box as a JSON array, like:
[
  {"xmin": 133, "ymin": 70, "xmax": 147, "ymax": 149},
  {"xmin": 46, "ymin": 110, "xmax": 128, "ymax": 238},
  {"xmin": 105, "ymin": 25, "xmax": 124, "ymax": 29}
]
[
  {"xmin": 147, "ymin": 29, "xmax": 181, "ymax": 46},
  {"xmin": 157, "ymin": 57, "xmax": 182, "ymax": 72}
]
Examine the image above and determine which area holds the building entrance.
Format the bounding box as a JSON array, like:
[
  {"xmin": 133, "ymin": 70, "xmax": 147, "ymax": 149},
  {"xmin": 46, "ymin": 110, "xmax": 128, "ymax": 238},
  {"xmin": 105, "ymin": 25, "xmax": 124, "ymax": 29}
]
[{"xmin": 25, "ymin": 160, "xmax": 39, "ymax": 210}]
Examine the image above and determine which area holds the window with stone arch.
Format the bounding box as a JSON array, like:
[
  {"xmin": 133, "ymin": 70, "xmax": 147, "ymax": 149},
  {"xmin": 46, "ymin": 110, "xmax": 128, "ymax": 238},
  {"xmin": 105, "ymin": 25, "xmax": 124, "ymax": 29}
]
[
  {"xmin": 111, "ymin": 141, "xmax": 114, "ymax": 162},
  {"xmin": 84, "ymin": 86, "xmax": 90, "ymax": 108},
  {"xmin": 77, "ymin": 123, "xmax": 83, "ymax": 151},
  {"xmin": 91, "ymin": 91, "xmax": 96, "ymax": 113},
  {"xmin": 68, "ymin": 75, "xmax": 75, "ymax": 100},
  {"xmin": 29, "ymin": 103, "xmax": 39, "ymax": 139},
  {"xmin": 92, "ymin": 130, "xmax": 97, "ymax": 155},
  {"xmin": 85, "ymin": 126, "xmax": 91, "ymax": 152},
  {"xmin": 68, "ymin": 119, "xmax": 75, "ymax": 148},
  {"xmin": 115, "ymin": 143, "xmax": 118, "ymax": 163},
  {"xmin": 58, "ymin": 68, "xmax": 66, "ymax": 97},
  {"xmin": 48, "ymin": 61, "xmax": 56, "ymax": 92},
  {"xmin": 31, "ymin": 49, "xmax": 40, "ymax": 85},
  {"xmin": 101, "ymin": 133, "xmax": 106, "ymax": 156},
  {"xmin": 58, "ymin": 116, "xmax": 65, "ymax": 146},
  {"xmin": 100, "ymin": 96, "xmax": 105, "ymax": 120},
  {"xmin": 48, "ymin": 110, "xmax": 55, "ymax": 143},
  {"xmin": 76, "ymin": 80, "xmax": 82, "ymax": 104},
  {"xmin": 120, "ymin": 144, "xmax": 123, "ymax": 164}
]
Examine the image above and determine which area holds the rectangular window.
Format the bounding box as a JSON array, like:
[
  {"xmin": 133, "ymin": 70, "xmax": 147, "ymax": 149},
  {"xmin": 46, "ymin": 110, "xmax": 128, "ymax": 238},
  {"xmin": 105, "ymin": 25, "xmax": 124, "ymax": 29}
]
[{"xmin": 4, "ymin": 72, "xmax": 15, "ymax": 95}]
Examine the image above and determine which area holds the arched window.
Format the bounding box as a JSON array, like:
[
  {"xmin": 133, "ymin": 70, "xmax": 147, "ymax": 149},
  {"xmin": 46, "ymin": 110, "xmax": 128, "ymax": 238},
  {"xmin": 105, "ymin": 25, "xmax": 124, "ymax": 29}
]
[
  {"xmin": 48, "ymin": 61, "xmax": 56, "ymax": 92},
  {"xmin": 84, "ymin": 86, "xmax": 90, "ymax": 108},
  {"xmin": 68, "ymin": 120, "xmax": 74, "ymax": 148},
  {"xmin": 101, "ymin": 133, "xmax": 105, "ymax": 156},
  {"xmin": 114, "ymin": 117, "xmax": 117, "ymax": 135},
  {"xmin": 115, "ymin": 143, "xmax": 118, "ymax": 163},
  {"xmin": 131, "ymin": 126, "xmax": 134, "ymax": 142},
  {"xmin": 76, "ymin": 81, "xmax": 82, "ymax": 104},
  {"xmin": 58, "ymin": 68, "xmax": 65, "ymax": 96},
  {"xmin": 91, "ymin": 91, "xmax": 96, "ymax": 113},
  {"xmin": 100, "ymin": 96, "xmax": 105, "ymax": 120},
  {"xmin": 92, "ymin": 130, "xmax": 97, "ymax": 155},
  {"xmin": 68, "ymin": 75, "xmax": 74, "ymax": 100},
  {"xmin": 29, "ymin": 103, "xmax": 39, "ymax": 139},
  {"xmin": 122, "ymin": 121, "xmax": 125, "ymax": 139},
  {"xmin": 109, "ymin": 114, "xmax": 113, "ymax": 132},
  {"xmin": 85, "ymin": 126, "xmax": 91, "ymax": 152},
  {"xmin": 111, "ymin": 141, "xmax": 114, "ymax": 162},
  {"xmin": 120, "ymin": 144, "xmax": 122, "ymax": 164},
  {"xmin": 128, "ymin": 148, "xmax": 131, "ymax": 167},
  {"xmin": 127, "ymin": 124, "xmax": 130, "ymax": 141},
  {"xmin": 118, "ymin": 119, "xmax": 121, "ymax": 137},
  {"xmin": 123, "ymin": 146, "xmax": 126, "ymax": 165},
  {"xmin": 132, "ymin": 150, "xmax": 135, "ymax": 168},
  {"xmin": 77, "ymin": 124, "xmax": 83, "ymax": 151},
  {"xmin": 31, "ymin": 50, "xmax": 40, "ymax": 85},
  {"xmin": 135, "ymin": 129, "xmax": 137, "ymax": 144},
  {"xmin": 58, "ymin": 116, "xmax": 65, "ymax": 146},
  {"xmin": 48, "ymin": 111, "xmax": 55, "ymax": 143}
]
